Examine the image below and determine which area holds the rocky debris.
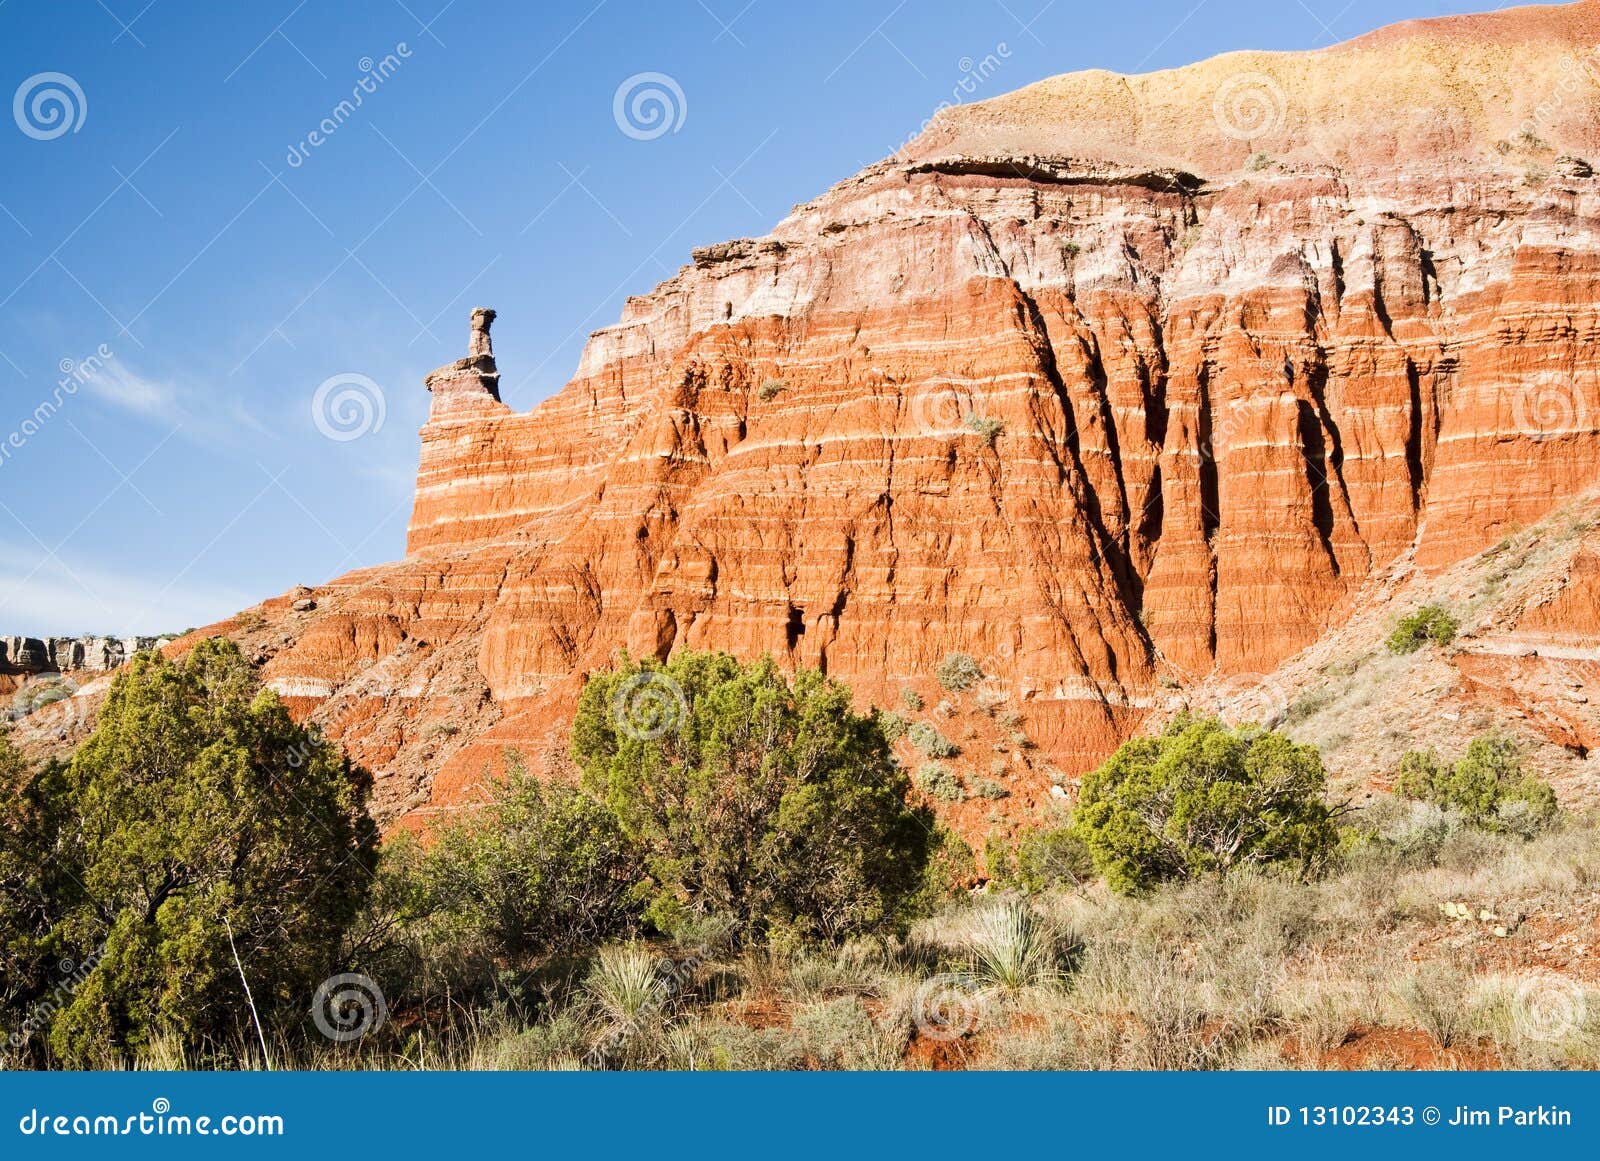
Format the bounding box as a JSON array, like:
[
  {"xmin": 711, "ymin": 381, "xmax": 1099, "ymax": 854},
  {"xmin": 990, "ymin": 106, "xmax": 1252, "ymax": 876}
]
[
  {"xmin": 0, "ymin": 635, "xmax": 169, "ymax": 675},
  {"xmin": 123, "ymin": 1, "xmax": 1600, "ymax": 832}
]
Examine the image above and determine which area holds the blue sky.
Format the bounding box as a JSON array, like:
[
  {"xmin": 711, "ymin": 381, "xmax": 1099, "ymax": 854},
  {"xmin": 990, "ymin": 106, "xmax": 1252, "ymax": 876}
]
[{"xmin": 0, "ymin": 0, "xmax": 1514, "ymax": 636}]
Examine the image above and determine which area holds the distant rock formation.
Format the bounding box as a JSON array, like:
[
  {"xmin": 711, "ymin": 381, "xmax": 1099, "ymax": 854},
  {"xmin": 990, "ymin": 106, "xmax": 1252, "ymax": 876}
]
[{"xmin": 0, "ymin": 635, "xmax": 170, "ymax": 676}]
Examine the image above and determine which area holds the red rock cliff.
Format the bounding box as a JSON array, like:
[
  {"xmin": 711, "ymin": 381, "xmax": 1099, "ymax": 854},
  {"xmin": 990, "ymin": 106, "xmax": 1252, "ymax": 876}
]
[{"xmin": 232, "ymin": 0, "xmax": 1600, "ymax": 825}]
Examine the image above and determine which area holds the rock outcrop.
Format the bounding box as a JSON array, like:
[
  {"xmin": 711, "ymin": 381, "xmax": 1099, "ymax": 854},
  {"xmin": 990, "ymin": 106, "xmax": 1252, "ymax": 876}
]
[
  {"xmin": 76, "ymin": 1, "xmax": 1600, "ymax": 830},
  {"xmin": 0, "ymin": 636, "xmax": 169, "ymax": 676}
]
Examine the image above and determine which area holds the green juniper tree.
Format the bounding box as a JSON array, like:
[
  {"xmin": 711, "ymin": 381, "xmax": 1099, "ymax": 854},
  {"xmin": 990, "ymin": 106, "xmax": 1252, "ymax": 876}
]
[
  {"xmin": 1073, "ymin": 714, "xmax": 1339, "ymax": 894},
  {"xmin": 573, "ymin": 651, "xmax": 932, "ymax": 944},
  {"xmin": 5, "ymin": 639, "xmax": 377, "ymax": 1066}
]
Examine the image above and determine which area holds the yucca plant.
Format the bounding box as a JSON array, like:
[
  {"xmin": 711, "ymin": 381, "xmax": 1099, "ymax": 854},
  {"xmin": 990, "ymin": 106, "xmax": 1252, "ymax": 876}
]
[
  {"xmin": 966, "ymin": 900, "xmax": 1059, "ymax": 992},
  {"xmin": 585, "ymin": 943, "xmax": 670, "ymax": 1028}
]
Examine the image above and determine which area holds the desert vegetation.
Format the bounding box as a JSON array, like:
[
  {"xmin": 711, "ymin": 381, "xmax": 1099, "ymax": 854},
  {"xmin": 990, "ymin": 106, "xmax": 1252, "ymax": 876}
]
[
  {"xmin": 2, "ymin": 643, "xmax": 1596, "ymax": 1071},
  {"xmin": 1386, "ymin": 604, "xmax": 1459, "ymax": 654}
]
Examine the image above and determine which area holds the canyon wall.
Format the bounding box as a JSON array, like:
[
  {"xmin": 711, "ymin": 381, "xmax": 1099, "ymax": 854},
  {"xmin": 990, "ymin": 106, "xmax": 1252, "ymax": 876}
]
[{"xmin": 169, "ymin": 1, "xmax": 1600, "ymax": 825}]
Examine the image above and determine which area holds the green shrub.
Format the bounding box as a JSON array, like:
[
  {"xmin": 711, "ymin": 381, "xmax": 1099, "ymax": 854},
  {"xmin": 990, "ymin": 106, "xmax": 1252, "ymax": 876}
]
[
  {"xmin": 908, "ymin": 823, "xmax": 977, "ymax": 913},
  {"xmin": 936, "ymin": 652, "xmax": 983, "ymax": 692},
  {"xmin": 1072, "ymin": 715, "xmax": 1339, "ymax": 894},
  {"xmin": 757, "ymin": 377, "xmax": 787, "ymax": 400},
  {"xmin": 963, "ymin": 412, "xmax": 1004, "ymax": 447},
  {"xmin": 972, "ymin": 777, "xmax": 1009, "ymax": 800},
  {"xmin": 900, "ymin": 688, "xmax": 924, "ymax": 712},
  {"xmin": 915, "ymin": 762, "xmax": 964, "ymax": 802},
  {"xmin": 986, "ymin": 825, "xmax": 1094, "ymax": 893},
  {"xmin": 417, "ymin": 763, "xmax": 644, "ymax": 959},
  {"xmin": 1386, "ymin": 605, "xmax": 1458, "ymax": 654},
  {"xmin": 19, "ymin": 639, "xmax": 377, "ymax": 1066},
  {"xmin": 1393, "ymin": 733, "xmax": 1557, "ymax": 835},
  {"xmin": 573, "ymin": 651, "xmax": 931, "ymax": 944},
  {"xmin": 907, "ymin": 721, "xmax": 959, "ymax": 758},
  {"xmin": 874, "ymin": 709, "xmax": 909, "ymax": 742}
]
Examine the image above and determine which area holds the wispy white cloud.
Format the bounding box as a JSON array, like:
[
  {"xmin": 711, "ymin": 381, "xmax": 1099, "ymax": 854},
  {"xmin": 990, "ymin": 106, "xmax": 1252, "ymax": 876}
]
[
  {"xmin": 76, "ymin": 356, "xmax": 269, "ymax": 443},
  {"xmin": 0, "ymin": 541, "xmax": 250, "ymax": 637},
  {"xmin": 80, "ymin": 359, "xmax": 179, "ymax": 418}
]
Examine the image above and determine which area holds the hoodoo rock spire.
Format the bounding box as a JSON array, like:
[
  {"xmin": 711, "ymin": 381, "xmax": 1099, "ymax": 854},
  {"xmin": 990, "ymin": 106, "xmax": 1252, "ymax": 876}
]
[{"xmin": 422, "ymin": 307, "xmax": 503, "ymax": 417}]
